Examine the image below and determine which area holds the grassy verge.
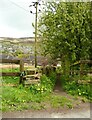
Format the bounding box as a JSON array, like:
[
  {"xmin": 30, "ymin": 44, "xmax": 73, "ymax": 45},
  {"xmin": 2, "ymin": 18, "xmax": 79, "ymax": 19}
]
[
  {"xmin": 2, "ymin": 85, "xmax": 74, "ymax": 112},
  {"xmin": 1, "ymin": 72, "xmax": 74, "ymax": 112},
  {"xmin": 62, "ymin": 74, "xmax": 92, "ymax": 102},
  {"xmin": 1, "ymin": 67, "xmax": 19, "ymax": 72},
  {"xmin": 1, "ymin": 67, "xmax": 91, "ymax": 112},
  {"xmin": 1, "ymin": 76, "xmax": 19, "ymax": 84}
]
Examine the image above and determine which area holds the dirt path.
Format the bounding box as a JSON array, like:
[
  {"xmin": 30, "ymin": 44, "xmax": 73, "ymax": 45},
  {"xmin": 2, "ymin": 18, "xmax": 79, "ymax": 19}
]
[{"xmin": 2, "ymin": 102, "xmax": 91, "ymax": 118}]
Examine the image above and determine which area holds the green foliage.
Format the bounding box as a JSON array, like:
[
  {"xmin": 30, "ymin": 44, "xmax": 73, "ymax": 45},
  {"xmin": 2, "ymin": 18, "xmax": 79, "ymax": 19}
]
[
  {"xmin": 2, "ymin": 76, "xmax": 19, "ymax": 84},
  {"xmin": 39, "ymin": 2, "xmax": 91, "ymax": 62},
  {"xmin": 1, "ymin": 68, "xmax": 19, "ymax": 72},
  {"xmin": 2, "ymin": 86, "xmax": 49, "ymax": 111},
  {"xmin": 48, "ymin": 72, "xmax": 56, "ymax": 86},
  {"xmin": 2, "ymin": 86, "xmax": 29, "ymax": 111},
  {"xmin": 56, "ymin": 67, "xmax": 63, "ymax": 74},
  {"xmin": 2, "ymin": 68, "xmax": 91, "ymax": 112},
  {"xmin": 51, "ymin": 95, "xmax": 73, "ymax": 109},
  {"xmin": 30, "ymin": 74, "xmax": 54, "ymax": 94},
  {"xmin": 63, "ymin": 75, "xmax": 92, "ymax": 101},
  {"xmin": 2, "ymin": 85, "xmax": 74, "ymax": 112},
  {"xmin": 1, "ymin": 68, "xmax": 19, "ymax": 84}
]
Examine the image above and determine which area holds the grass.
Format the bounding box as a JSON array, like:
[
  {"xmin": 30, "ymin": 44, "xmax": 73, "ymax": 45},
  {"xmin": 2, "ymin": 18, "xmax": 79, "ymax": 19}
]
[
  {"xmin": 1, "ymin": 76, "xmax": 19, "ymax": 84},
  {"xmin": 2, "ymin": 86, "xmax": 74, "ymax": 112},
  {"xmin": 1, "ymin": 67, "xmax": 19, "ymax": 72},
  {"xmin": 1, "ymin": 67, "xmax": 19, "ymax": 84},
  {"xmin": 1, "ymin": 67, "xmax": 91, "ymax": 112},
  {"xmin": 1, "ymin": 73, "xmax": 74, "ymax": 112},
  {"xmin": 62, "ymin": 74, "xmax": 92, "ymax": 101},
  {"xmin": 50, "ymin": 95, "xmax": 73, "ymax": 109}
]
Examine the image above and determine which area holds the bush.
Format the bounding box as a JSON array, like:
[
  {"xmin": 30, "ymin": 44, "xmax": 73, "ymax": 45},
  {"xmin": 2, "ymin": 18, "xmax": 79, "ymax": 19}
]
[
  {"xmin": 30, "ymin": 74, "xmax": 55, "ymax": 94},
  {"xmin": 63, "ymin": 76, "xmax": 92, "ymax": 101},
  {"xmin": 48, "ymin": 72, "xmax": 56, "ymax": 86}
]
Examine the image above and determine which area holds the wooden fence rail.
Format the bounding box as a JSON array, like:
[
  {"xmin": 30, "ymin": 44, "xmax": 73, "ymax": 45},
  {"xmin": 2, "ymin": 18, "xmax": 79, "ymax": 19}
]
[
  {"xmin": 0, "ymin": 59, "xmax": 24, "ymax": 84},
  {"xmin": 1, "ymin": 72, "xmax": 20, "ymax": 76},
  {"xmin": 70, "ymin": 60, "xmax": 92, "ymax": 77},
  {"xmin": 1, "ymin": 59, "xmax": 20, "ymax": 64}
]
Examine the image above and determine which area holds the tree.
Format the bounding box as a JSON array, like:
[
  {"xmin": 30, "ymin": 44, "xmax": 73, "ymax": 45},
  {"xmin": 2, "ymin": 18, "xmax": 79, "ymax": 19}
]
[{"xmin": 38, "ymin": 2, "xmax": 91, "ymax": 67}]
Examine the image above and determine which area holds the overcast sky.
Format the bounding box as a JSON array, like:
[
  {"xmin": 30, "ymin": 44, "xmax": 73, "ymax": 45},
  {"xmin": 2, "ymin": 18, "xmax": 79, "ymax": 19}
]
[
  {"xmin": 0, "ymin": 0, "xmax": 91, "ymax": 38},
  {"xmin": 0, "ymin": 0, "xmax": 38, "ymax": 38}
]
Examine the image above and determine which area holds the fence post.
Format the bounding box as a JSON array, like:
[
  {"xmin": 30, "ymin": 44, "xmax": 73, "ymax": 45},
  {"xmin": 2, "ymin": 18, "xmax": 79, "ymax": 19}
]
[
  {"xmin": 19, "ymin": 60, "xmax": 24, "ymax": 84},
  {"xmin": 80, "ymin": 60, "xmax": 83, "ymax": 80}
]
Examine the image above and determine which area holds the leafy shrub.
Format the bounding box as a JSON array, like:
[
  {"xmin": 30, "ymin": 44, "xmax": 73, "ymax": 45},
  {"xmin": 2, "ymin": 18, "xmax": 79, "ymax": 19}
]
[
  {"xmin": 64, "ymin": 78, "xmax": 92, "ymax": 101},
  {"xmin": 48, "ymin": 72, "xmax": 56, "ymax": 86},
  {"xmin": 56, "ymin": 66, "xmax": 63, "ymax": 73},
  {"xmin": 30, "ymin": 74, "xmax": 55, "ymax": 94}
]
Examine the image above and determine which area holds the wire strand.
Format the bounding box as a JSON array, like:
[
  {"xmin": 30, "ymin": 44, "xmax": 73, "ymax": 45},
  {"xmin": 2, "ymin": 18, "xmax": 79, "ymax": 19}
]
[{"xmin": 7, "ymin": 0, "xmax": 29, "ymax": 13}]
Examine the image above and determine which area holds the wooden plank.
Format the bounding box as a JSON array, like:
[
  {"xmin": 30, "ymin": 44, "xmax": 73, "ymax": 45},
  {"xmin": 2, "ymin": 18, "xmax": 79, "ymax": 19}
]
[
  {"xmin": 24, "ymin": 79, "xmax": 40, "ymax": 84},
  {"xmin": 1, "ymin": 72, "xmax": 20, "ymax": 76},
  {"xmin": 1, "ymin": 59, "xmax": 20, "ymax": 64},
  {"xmin": 70, "ymin": 70, "xmax": 92, "ymax": 72},
  {"xmin": 71, "ymin": 60, "xmax": 92, "ymax": 67},
  {"xmin": 1, "ymin": 84, "xmax": 17, "ymax": 87},
  {"xmin": 80, "ymin": 60, "xmax": 92, "ymax": 64},
  {"xmin": 70, "ymin": 61, "xmax": 80, "ymax": 66},
  {"xmin": 26, "ymin": 69, "xmax": 35, "ymax": 75}
]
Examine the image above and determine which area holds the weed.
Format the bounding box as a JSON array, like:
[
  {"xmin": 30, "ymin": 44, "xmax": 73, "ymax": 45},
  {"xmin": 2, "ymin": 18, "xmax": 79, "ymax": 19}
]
[
  {"xmin": 30, "ymin": 74, "xmax": 54, "ymax": 94},
  {"xmin": 30, "ymin": 103, "xmax": 46, "ymax": 110},
  {"xmin": 63, "ymin": 74, "xmax": 92, "ymax": 101},
  {"xmin": 2, "ymin": 76, "xmax": 19, "ymax": 84},
  {"xmin": 51, "ymin": 95, "xmax": 73, "ymax": 108},
  {"xmin": 66, "ymin": 102, "xmax": 73, "ymax": 109}
]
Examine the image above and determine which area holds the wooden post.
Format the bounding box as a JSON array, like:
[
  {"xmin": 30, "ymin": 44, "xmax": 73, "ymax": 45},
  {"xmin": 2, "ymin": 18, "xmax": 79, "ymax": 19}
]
[
  {"xmin": 34, "ymin": 1, "xmax": 38, "ymax": 68},
  {"xmin": 80, "ymin": 60, "xmax": 83, "ymax": 80},
  {"xmin": 19, "ymin": 60, "xmax": 24, "ymax": 84}
]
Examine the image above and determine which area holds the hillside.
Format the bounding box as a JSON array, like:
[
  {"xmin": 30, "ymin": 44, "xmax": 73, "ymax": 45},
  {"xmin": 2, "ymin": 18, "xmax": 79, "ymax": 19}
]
[
  {"xmin": 0, "ymin": 37, "xmax": 35, "ymax": 44},
  {"xmin": 0, "ymin": 37, "xmax": 45, "ymax": 65}
]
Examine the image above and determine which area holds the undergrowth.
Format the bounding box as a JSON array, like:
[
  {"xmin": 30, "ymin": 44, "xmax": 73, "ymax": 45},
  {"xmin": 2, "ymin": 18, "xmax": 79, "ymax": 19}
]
[
  {"xmin": 62, "ymin": 74, "xmax": 92, "ymax": 101},
  {"xmin": 2, "ymin": 85, "xmax": 73, "ymax": 112},
  {"xmin": 1, "ymin": 67, "xmax": 91, "ymax": 112}
]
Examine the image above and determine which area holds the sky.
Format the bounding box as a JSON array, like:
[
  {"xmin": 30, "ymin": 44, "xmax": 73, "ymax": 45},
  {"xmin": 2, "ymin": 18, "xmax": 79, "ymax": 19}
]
[
  {"xmin": 0, "ymin": 0, "xmax": 91, "ymax": 38},
  {"xmin": 0, "ymin": 0, "xmax": 38, "ymax": 38}
]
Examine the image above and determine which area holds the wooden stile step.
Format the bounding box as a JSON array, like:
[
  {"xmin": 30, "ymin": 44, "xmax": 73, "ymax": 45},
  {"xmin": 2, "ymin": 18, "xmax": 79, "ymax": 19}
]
[
  {"xmin": 26, "ymin": 68, "xmax": 38, "ymax": 75},
  {"xmin": 23, "ymin": 75, "xmax": 35, "ymax": 79},
  {"xmin": 24, "ymin": 79, "xmax": 40, "ymax": 85},
  {"xmin": 23, "ymin": 68, "xmax": 42, "ymax": 86},
  {"xmin": 23, "ymin": 74, "xmax": 41, "ymax": 80}
]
